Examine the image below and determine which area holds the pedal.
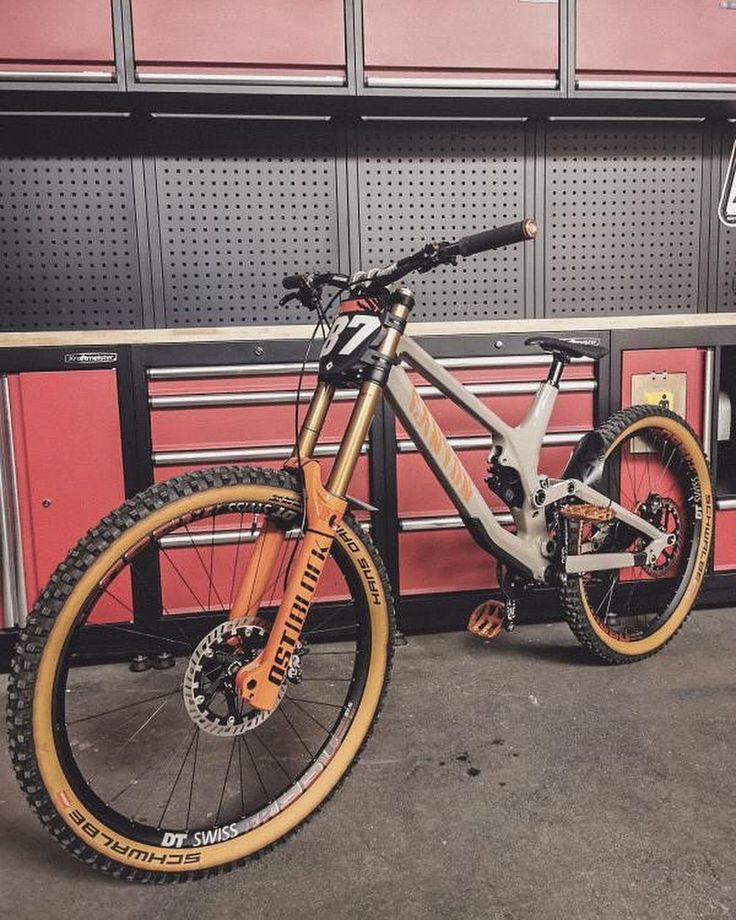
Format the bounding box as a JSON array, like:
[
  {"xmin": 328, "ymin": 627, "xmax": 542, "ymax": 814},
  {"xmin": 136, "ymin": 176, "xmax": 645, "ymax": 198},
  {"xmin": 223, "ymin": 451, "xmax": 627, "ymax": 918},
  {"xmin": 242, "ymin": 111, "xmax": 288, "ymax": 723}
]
[
  {"xmin": 467, "ymin": 599, "xmax": 505, "ymax": 640},
  {"xmin": 559, "ymin": 503, "xmax": 615, "ymax": 523}
]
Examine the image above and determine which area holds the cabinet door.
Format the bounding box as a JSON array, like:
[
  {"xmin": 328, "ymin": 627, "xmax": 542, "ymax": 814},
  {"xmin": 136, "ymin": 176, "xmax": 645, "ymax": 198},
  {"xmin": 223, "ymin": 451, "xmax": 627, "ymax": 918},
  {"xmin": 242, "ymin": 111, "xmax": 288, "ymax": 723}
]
[
  {"xmin": 0, "ymin": 0, "xmax": 114, "ymax": 81},
  {"xmin": 362, "ymin": 0, "xmax": 558, "ymax": 89},
  {"xmin": 10, "ymin": 370, "xmax": 129, "ymax": 622},
  {"xmin": 131, "ymin": 0, "xmax": 346, "ymax": 85},
  {"xmin": 577, "ymin": 0, "xmax": 736, "ymax": 91}
]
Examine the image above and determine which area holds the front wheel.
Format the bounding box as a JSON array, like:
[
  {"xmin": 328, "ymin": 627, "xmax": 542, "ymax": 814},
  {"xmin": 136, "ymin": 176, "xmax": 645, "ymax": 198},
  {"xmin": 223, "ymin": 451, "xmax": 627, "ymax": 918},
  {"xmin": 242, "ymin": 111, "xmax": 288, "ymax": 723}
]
[
  {"xmin": 562, "ymin": 405, "xmax": 713, "ymax": 664},
  {"xmin": 7, "ymin": 466, "xmax": 394, "ymax": 881}
]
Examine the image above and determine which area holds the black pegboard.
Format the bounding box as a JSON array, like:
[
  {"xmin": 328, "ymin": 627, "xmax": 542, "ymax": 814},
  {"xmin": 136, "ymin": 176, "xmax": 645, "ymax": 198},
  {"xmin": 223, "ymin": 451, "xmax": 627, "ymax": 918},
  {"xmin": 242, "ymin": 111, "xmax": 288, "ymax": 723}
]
[
  {"xmin": 150, "ymin": 121, "xmax": 341, "ymax": 326},
  {"xmin": 0, "ymin": 135, "xmax": 145, "ymax": 331},
  {"xmin": 356, "ymin": 121, "xmax": 528, "ymax": 322},
  {"xmin": 544, "ymin": 123, "xmax": 704, "ymax": 317}
]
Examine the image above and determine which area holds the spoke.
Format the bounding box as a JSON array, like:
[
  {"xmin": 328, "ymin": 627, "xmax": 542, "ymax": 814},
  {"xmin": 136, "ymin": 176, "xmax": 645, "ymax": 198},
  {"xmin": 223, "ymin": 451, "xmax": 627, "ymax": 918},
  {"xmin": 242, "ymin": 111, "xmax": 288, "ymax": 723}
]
[
  {"xmin": 306, "ymin": 650, "xmax": 356, "ymax": 656},
  {"xmin": 278, "ymin": 705, "xmax": 314, "ymax": 758},
  {"xmin": 183, "ymin": 521, "xmax": 226, "ymax": 612},
  {"xmin": 160, "ymin": 546, "xmax": 209, "ymax": 615},
  {"xmin": 286, "ymin": 697, "xmax": 332, "ymax": 734},
  {"xmin": 159, "ymin": 728, "xmax": 198, "ymax": 827},
  {"xmin": 253, "ymin": 729, "xmax": 293, "ymax": 783},
  {"xmin": 216, "ymin": 739, "xmax": 238, "ymax": 824},
  {"xmin": 303, "ymin": 601, "xmax": 355, "ymax": 637},
  {"xmin": 131, "ymin": 727, "xmax": 195, "ymax": 823},
  {"xmin": 288, "ymin": 696, "xmax": 345, "ymax": 711},
  {"xmin": 299, "ymin": 677, "xmax": 352, "ymax": 682},
  {"xmin": 304, "ymin": 623, "xmax": 356, "ymax": 638},
  {"xmin": 95, "ymin": 606, "xmax": 192, "ymax": 650},
  {"xmin": 185, "ymin": 731, "xmax": 200, "ymax": 830},
  {"xmin": 120, "ymin": 699, "xmax": 170, "ymax": 752},
  {"xmin": 242, "ymin": 735, "xmax": 270, "ymax": 804},
  {"xmin": 67, "ymin": 687, "xmax": 181, "ymax": 725},
  {"xmin": 228, "ymin": 510, "xmax": 247, "ymax": 609},
  {"xmin": 236, "ymin": 734, "xmax": 246, "ymax": 815}
]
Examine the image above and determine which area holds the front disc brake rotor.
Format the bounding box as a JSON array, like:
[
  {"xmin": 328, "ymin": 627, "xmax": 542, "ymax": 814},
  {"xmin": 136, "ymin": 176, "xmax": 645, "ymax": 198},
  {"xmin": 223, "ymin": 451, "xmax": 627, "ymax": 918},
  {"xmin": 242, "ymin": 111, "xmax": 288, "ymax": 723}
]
[{"xmin": 183, "ymin": 616, "xmax": 294, "ymax": 736}]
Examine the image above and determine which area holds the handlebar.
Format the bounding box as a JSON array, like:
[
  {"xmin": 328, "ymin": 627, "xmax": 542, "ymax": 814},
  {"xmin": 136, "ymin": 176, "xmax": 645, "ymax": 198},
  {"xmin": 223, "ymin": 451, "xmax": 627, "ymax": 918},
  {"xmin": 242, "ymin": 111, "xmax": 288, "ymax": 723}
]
[
  {"xmin": 281, "ymin": 218, "xmax": 537, "ymax": 304},
  {"xmin": 453, "ymin": 219, "xmax": 537, "ymax": 257}
]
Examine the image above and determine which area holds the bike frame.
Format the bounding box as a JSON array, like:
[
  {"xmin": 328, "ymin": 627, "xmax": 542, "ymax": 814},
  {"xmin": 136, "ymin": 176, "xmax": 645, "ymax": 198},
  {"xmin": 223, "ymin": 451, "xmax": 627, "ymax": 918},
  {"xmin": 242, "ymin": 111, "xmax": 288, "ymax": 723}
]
[{"xmin": 233, "ymin": 290, "xmax": 669, "ymax": 711}]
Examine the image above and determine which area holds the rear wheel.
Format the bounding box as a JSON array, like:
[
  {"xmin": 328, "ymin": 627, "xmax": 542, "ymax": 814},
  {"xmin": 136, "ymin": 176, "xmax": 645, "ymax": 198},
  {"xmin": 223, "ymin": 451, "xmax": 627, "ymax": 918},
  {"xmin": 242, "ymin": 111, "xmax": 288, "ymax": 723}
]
[
  {"xmin": 8, "ymin": 466, "xmax": 394, "ymax": 881},
  {"xmin": 562, "ymin": 406, "xmax": 713, "ymax": 663}
]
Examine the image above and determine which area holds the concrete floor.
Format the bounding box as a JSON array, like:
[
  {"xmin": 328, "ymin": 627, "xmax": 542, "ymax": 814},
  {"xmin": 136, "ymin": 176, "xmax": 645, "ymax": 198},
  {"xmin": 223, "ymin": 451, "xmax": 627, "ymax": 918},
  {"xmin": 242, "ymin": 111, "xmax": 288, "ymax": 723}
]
[{"xmin": 1, "ymin": 610, "xmax": 734, "ymax": 920}]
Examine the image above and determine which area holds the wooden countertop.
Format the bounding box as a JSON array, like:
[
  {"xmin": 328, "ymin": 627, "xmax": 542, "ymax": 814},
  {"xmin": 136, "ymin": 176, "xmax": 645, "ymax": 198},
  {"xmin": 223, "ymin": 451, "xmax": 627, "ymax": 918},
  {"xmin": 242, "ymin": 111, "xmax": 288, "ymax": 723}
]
[{"xmin": 2, "ymin": 312, "xmax": 736, "ymax": 348}]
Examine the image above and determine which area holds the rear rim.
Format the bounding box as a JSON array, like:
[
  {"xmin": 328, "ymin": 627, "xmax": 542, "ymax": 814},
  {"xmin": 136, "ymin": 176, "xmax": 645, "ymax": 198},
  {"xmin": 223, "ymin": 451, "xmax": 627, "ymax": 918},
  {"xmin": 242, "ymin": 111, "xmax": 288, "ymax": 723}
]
[
  {"xmin": 29, "ymin": 481, "xmax": 390, "ymax": 872},
  {"xmin": 573, "ymin": 417, "xmax": 711, "ymax": 655}
]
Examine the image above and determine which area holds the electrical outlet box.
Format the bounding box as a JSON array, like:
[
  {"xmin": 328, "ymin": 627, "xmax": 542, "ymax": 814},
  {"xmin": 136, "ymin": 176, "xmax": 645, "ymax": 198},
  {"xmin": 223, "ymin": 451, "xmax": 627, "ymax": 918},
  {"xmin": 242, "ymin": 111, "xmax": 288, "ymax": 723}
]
[{"xmin": 630, "ymin": 371, "xmax": 687, "ymax": 452}]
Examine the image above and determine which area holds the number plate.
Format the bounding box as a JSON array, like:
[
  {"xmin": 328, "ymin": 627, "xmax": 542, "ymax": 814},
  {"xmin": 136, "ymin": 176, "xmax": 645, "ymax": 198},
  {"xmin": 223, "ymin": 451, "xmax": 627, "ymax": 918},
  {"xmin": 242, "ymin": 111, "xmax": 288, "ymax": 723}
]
[{"xmin": 319, "ymin": 307, "xmax": 383, "ymax": 380}]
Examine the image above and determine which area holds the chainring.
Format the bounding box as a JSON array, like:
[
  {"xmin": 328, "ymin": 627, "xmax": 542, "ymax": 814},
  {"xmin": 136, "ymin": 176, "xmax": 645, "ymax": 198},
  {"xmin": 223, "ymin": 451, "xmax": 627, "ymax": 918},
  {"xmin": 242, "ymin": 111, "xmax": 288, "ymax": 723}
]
[{"xmin": 182, "ymin": 616, "xmax": 294, "ymax": 737}]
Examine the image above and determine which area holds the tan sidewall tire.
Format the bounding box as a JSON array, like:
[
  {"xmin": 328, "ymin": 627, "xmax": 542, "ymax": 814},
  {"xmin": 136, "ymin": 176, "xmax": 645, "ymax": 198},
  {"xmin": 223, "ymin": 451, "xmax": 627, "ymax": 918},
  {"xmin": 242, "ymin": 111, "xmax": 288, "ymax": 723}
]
[
  {"xmin": 17, "ymin": 470, "xmax": 392, "ymax": 877},
  {"xmin": 574, "ymin": 414, "xmax": 713, "ymax": 658}
]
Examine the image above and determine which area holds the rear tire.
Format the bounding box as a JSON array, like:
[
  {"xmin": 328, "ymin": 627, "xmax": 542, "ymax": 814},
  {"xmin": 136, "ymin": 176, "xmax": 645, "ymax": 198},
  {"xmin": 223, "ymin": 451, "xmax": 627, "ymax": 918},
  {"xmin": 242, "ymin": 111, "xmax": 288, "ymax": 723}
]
[{"xmin": 561, "ymin": 406, "xmax": 713, "ymax": 664}]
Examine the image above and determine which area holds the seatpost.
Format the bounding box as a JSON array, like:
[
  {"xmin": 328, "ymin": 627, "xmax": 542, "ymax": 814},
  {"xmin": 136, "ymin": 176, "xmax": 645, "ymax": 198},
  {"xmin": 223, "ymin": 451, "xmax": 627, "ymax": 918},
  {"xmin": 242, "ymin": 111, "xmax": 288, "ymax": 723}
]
[{"xmin": 546, "ymin": 353, "xmax": 569, "ymax": 388}]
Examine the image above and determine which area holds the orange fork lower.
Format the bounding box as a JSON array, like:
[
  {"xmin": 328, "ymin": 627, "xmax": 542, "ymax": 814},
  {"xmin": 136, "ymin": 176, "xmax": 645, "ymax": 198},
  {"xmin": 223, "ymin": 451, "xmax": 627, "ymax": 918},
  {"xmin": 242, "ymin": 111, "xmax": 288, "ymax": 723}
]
[{"xmin": 233, "ymin": 459, "xmax": 347, "ymax": 712}]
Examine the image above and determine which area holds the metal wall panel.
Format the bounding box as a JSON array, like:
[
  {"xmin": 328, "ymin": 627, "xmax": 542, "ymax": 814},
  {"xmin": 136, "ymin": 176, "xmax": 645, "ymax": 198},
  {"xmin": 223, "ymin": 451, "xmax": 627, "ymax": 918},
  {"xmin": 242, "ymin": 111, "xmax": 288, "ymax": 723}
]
[
  {"xmin": 149, "ymin": 120, "xmax": 342, "ymax": 326},
  {"xmin": 0, "ymin": 121, "xmax": 145, "ymax": 330},
  {"xmin": 544, "ymin": 122, "xmax": 704, "ymax": 317},
  {"xmin": 356, "ymin": 121, "xmax": 528, "ymax": 321}
]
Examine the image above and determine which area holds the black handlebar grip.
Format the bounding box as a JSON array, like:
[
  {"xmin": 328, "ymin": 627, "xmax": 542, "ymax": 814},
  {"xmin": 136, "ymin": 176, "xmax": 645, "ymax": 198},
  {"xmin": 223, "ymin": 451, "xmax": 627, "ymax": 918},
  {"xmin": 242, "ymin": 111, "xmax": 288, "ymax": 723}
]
[
  {"xmin": 282, "ymin": 274, "xmax": 304, "ymax": 290},
  {"xmin": 456, "ymin": 219, "xmax": 537, "ymax": 257}
]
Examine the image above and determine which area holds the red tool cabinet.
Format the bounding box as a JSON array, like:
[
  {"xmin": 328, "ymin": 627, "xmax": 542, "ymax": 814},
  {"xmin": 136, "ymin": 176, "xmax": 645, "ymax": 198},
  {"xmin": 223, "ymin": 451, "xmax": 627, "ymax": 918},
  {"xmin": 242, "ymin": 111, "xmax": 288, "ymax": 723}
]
[
  {"xmin": 362, "ymin": 0, "xmax": 558, "ymax": 89},
  {"xmin": 148, "ymin": 366, "xmax": 369, "ymax": 615},
  {"xmin": 396, "ymin": 356, "xmax": 597, "ymax": 596},
  {"xmin": 8, "ymin": 369, "xmax": 129, "ymax": 623},
  {"xmin": 0, "ymin": 0, "xmax": 115, "ymax": 80},
  {"xmin": 576, "ymin": 0, "xmax": 736, "ymax": 90},
  {"xmin": 130, "ymin": 0, "xmax": 346, "ymax": 84}
]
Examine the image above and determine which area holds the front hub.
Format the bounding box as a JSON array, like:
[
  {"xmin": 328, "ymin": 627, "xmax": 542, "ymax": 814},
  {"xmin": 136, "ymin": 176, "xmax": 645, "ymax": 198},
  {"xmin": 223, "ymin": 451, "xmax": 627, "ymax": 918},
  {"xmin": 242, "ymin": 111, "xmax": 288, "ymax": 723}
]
[{"xmin": 182, "ymin": 617, "xmax": 300, "ymax": 736}]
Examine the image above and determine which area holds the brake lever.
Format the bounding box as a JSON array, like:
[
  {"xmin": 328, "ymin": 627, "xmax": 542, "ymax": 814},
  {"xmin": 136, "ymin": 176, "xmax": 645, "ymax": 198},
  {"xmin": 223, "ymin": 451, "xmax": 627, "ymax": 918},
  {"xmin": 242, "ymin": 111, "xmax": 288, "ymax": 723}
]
[
  {"xmin": 279, "ymin": 290, "xmax": 302, "ymax": 307},
  {"xmin": 416, "ymin": 241, "xmax": 456, "ymax": 274}
]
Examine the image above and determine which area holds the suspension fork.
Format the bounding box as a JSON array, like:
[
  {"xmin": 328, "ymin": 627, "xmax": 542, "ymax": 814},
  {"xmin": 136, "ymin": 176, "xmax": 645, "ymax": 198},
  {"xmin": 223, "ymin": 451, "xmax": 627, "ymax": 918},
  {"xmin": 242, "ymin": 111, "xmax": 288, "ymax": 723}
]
[
  {"xmin": 229, "ymin": 382, "xmax": 335, "ymax": 622},
  {"xmin": 233, "ymin": 294, "xmax": 411, "ymax": 711}
]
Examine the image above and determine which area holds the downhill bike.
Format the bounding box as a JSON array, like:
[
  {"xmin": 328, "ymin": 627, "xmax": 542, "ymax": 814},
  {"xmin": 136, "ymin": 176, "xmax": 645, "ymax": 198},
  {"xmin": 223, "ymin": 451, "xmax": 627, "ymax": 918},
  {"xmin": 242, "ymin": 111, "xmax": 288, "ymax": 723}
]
[{"xmin": 8, "ymin": 218, "xmax": 713, "ymax": 880}]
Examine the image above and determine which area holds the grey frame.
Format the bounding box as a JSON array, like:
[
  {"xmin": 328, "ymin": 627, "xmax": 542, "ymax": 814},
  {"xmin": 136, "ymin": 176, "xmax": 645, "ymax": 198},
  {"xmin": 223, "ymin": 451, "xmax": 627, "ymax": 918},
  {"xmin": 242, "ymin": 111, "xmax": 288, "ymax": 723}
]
[{"xmin": 385, "ymin": 334, "xmax": 668, "ymax": 582}]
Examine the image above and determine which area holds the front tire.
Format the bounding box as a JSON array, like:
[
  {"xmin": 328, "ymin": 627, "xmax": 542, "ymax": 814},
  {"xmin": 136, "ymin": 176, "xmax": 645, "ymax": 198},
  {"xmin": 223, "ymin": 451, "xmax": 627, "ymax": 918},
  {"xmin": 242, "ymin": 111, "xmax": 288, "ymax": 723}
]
[{"xmin": 8, "ymin": 466, "xmax": 395, "ymax": 881}]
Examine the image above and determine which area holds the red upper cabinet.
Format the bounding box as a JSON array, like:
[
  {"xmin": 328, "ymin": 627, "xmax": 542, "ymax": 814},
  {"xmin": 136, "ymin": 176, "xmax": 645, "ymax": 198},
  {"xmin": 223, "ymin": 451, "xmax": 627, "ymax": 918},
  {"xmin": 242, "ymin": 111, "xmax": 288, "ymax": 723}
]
[
  {"xmin": 576, "ymin": 0, "xmax": 736, "ymax": 91},
  {"xmin": 130, "ymin": 0, "xmax": 347, "ymax": 85},
  {"xmin": 362, "ymin": 0, "xmax": 558, "ymax": 90},
  {"xmin": 0, "ymin": 0, "xmax": 115, "ymax": 81}
]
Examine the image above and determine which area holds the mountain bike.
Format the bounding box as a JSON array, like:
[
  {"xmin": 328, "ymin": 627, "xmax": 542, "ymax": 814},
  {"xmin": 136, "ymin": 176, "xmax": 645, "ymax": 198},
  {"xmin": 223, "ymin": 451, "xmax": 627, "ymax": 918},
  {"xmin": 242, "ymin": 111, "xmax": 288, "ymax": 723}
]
[{"xmin": 7, "ymin": 218, "xmax": 713, "ymax": 881}]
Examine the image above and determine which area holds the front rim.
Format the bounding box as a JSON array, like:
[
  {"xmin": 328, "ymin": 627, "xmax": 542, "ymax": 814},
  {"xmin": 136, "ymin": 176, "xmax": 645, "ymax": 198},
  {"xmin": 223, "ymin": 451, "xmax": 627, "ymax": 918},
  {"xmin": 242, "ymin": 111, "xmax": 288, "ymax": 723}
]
[
  {"xmin": 31, "ymin": 481, "xmax": 390, "ymax": 872},
  {"xmin": 575, "ymin": 416, "xmax": 712, "ymax": 657}
]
